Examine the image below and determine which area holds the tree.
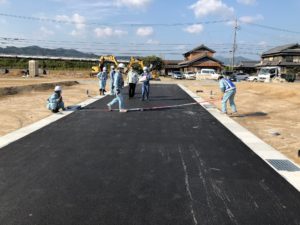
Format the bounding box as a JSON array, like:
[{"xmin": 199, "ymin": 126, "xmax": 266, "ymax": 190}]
[
  {"xmin": 131, "ymin": 62, "xmax": 143, "ymax": 74},
  {"xmin": 142, "ymin": 56, "xmax": 164, "ymax": 71}
]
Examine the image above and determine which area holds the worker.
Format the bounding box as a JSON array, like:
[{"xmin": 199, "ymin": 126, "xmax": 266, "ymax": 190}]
[
  {"xmin": 97, "ymin": 67, "xmax": 108, "ymax": 95},
  {"xmin": 47, "ymin": 85, "xmax": 65, "ymax": 113},
  {"xmin": 107, "ymin": 63, "xmax": 127, "ymax": 113},
  {"xmin": 218, "ymin": 75, "xmax": 237, "ymax": 114},
  {"xmin": 140, "ymin": 66, "xmax": 152, "ymax": 101},
  {"xmin": 109, "ymin": 65, "xmax": 116, "ymax": 95},
  {"xmin": 127, "ymin": 68, "xmax": 139, "ymax": 98}
]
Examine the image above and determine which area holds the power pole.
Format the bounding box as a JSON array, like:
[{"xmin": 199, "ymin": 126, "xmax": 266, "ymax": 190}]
[{"xmin": 231, "ymin": 18, "xmax": 238, "ymax": 71}]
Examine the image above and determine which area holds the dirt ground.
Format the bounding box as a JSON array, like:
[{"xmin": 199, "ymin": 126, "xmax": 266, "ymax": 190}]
[{"xmin": 0, "ymin": 73, "xmax": 299, "ymax": 165}]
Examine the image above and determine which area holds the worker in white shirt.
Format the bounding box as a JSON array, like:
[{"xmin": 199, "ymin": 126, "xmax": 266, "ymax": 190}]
[{"xmin": 127, "ymin": 68, "xmax": 139, "ymax": 98}]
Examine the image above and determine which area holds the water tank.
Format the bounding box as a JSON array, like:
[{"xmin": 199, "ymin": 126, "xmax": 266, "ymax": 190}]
[{"xmin": 28, "ymin": 60, "xmax": 39, "ymax": 77}]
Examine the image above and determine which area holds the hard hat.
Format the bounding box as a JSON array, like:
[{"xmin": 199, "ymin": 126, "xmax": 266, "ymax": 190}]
[
  {"xmin": 54, "ymin": 86, "xmax": 62, "ymax": 92},
  {"xmin": 118, "ymin": 63, "xmax": 125, "ymax": 69},
  {"xmin": 111, "ymin": 65, "xmax": 115, "ymax": 69},
  {"xmin": 103, "ymin": 67, "xmax": 107, "ymax": 71},
  {"xmin": 143, "ymin": 66, "xmax": 148, "ymax": 71}
]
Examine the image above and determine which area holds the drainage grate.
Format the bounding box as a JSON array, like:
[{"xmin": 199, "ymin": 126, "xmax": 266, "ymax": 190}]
[{"xmin": 266, "ymin": 159, "xmax": 300, "ymax": 172}]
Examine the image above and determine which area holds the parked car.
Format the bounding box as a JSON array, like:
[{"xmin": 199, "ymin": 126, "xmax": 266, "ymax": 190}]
[
  {"xmin": 221, "ymin": 71, "xmax": 234, "ymax": 77},
  {"xmin": 197, "ymin": 69, "xmax": 220, "ymax": 79},
  {"xmin": 246, "ymin": 75, "xmax": 259, "ymax": 82},
  {"xmin": 183, "ymin": 71, "xmax": 196, "ymax": 80},
  {"xmin": 229, "ymin": 75, "xmax": 237, "ymax": 82},
  {"xmin": 234, "ymin": 72, "xmax": 249, "ymax": 80},
  {"xmin": 167, "ymin": 71, "xmax": 173, "ymax": 76},
  {"xmin": 172, "ymin": 71, "xmax": 184, "ymax": 79}
]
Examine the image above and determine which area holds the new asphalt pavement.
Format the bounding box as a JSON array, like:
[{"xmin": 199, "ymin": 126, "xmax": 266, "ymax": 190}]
[{"xmin": 0, "ymin": 84, "xmax": 300, "ymax": 225}]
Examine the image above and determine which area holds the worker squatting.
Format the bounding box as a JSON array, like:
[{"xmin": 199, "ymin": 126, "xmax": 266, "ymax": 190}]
[{"xmin": 46, "ymin": 64, "xmax": 152, "ymax": 113}]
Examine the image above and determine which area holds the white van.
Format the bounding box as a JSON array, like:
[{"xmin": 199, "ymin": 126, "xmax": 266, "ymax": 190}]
[{"xmin": 196, "ymin": 69, "xmax": 220, "ymax": 80}]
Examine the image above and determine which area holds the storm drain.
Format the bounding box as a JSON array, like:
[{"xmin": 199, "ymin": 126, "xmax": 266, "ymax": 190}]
[{"xmin": 266, "ymin": 159, "xmax": 300, "ymax": 172}]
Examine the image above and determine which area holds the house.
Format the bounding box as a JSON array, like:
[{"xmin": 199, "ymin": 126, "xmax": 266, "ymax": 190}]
[
  {"xmin": 236, "ymin": 60, "xmax": 260, "ymax": 75},
  {"xmin": 163, "ymin": 60, "xmax": 181, "ymax": 75},
  {"xmin": 258, "ymin": 43, "xmax": 300, "ymax": 74},
  {"xmin": 178, "ymin": 45, "xmax": 223, "ymax": 72}
]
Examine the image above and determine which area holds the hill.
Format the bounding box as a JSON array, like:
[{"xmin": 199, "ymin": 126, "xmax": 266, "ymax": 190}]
[
  {"xmin": 0, "ymin": 46, "xmax": 98, "ymax": 58},
  {"xmin": 216, "ymin": 55, "xmax": 258, "ymax": 66}
]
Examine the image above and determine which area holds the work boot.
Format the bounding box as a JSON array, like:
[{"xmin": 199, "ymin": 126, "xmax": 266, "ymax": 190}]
[{"xmin": 107, "ymin": 104, "xmax": 112, "ymax": 111}]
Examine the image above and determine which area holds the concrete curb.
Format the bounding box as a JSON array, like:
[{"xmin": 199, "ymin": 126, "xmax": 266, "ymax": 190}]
[{"xmin": 178, "ymin": 84, "xmax": 300, "ymax": 192}]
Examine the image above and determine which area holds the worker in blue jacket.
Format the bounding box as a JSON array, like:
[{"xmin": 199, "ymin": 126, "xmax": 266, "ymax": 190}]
[
  {"xmin": 107, "ymin": 63, "xmax": 127, "ymax": 113},
  {"xmin": 218, "ymin": 75, "xmax": 237, "ymax": 114},
  {"xmin": 97, "ymin": 67, "xmax": 108, "ymax": 95},
  {"xmin": 109, "ymin": 65, "xmax": 116, "ymax": 95},
  {"xmin": 140, "ymin": 66, "xmax": 152, "ymax": 101},
  {"xmin": 47, "ymin": 85, "xmax": 65, "ymax": 113}
]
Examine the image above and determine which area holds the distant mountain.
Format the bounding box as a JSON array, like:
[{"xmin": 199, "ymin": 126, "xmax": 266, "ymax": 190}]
[
  {"xmin": 0, "ymin": 46, "xmax": 98, "ymax": 58},
  {"xmin": 216, "ymin": 55, "xmax": 259, "ymax": 66}
]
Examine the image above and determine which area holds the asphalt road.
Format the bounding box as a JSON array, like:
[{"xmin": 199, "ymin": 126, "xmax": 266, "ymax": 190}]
[{"xmin": 0, "ymin": 84, "xmax": 300, "ymax": 225}]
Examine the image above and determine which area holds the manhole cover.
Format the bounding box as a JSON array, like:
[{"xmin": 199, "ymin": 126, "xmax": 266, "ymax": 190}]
[{"xmin": 266, "ymin": 159, "xmax": 300, "ymax": 172}]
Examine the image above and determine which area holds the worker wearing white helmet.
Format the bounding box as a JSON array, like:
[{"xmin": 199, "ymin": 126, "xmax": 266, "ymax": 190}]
[
  {"xmin": 140, "ymin": 66, "xmax": 152, "ymax": 101},
  {"xmin": 109, "ymin": 65, "xmax": 116, "ymax": 95},
  {"xmin": 97, "ymin": 67, "xmax": 108, "ymax": 95},
  {"xmin": 127, "ymin": 67, "xmax": 139, "ymax": 98},
  {"xmin": 107, "ymin": 63, "xmax": 127, "ymax": 113},
  {"xmin": 47, "ymin": 85, "xmax": 65, "ymax": 113}
]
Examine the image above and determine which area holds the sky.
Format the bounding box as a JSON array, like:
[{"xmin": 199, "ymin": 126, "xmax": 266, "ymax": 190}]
[{"xmin": 0, "ymin": 0, "xmax": 300, "ymax": 60}]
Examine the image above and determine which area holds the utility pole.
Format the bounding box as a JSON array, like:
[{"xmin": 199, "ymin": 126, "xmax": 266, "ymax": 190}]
[{"xmin": 231, "ymin": 18, "xmax": 238, "ymax": 71}]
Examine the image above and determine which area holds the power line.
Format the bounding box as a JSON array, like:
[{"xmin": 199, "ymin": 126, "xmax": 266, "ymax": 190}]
[
  {"xmin": 0, "ymin": 12, "xmax": 230, "ymax": 27},
  {"xmin": 247, "ymin": 22, "xmax": 300, "ymax": 34}
]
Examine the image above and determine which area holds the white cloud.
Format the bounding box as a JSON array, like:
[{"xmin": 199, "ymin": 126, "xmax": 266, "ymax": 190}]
[
  {"xmin": 136, "ymin": 26, "xmax": 153, "ymax": 37},
  {"xmin": 184, "ymin": 24, "xmax": 204, "ymax": 34},
  {"xmin": 56, "ymin": 13, "xmax": 86, "ymax": 36},
  {"xmin": 40, "ymin": 26, "xmax": 55, "ymax": 36},
  {"xmin": 56, "ymin": 13, "xmax": 86, "ymax": 29},
  {"xmin": 72, "ymin": 13, "xmax": 86, "ymax": 30},
  {"xmin": 239, "ymin": 14, "xmax": 263, "ymax": 24},
  {"xmin": 94, "ymin": 27, "xmax": 127, "ymax": 38},
  {"xmin": 190, "ymin": 0, "xmax": 234, "ymax": 18},
  {"xmin": 146, "ymin": 39, "xmax": 160, "ymax": 45},
  {"xmin": 237, "ymin": 0, "xmax": 256, "ymax": 5},
  {"xmin": 115, "ymin": 0, "xmax": 152, "ymax": 9}
]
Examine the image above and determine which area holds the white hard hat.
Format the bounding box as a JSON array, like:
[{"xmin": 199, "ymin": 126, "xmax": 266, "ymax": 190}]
[
  {"xmin": 103, "ymin": 67, "xmax": 107, "ymax": 71},
  {"xmin": 143, "ymin": 66, "xmax": 148, "ymax": 71},
  {"xmin": 54, "ymin": 86, "xmax": 62, "ymax": 92},
  {"xmin": 118, "ymin": 63, "xmax": 125, "ymax": 69},
  {"xmin": 111, "ymin": 65, "xmax": 115, "ymax": 69}
]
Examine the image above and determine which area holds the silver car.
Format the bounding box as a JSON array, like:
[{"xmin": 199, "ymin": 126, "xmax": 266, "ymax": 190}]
[
  {"xmin": 184, "ymin": 71, "xmax": 196, "ymax": 80},
  {"xmin": 172, "ymin": 71, "xmax": 184, "ymax": 79}
]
